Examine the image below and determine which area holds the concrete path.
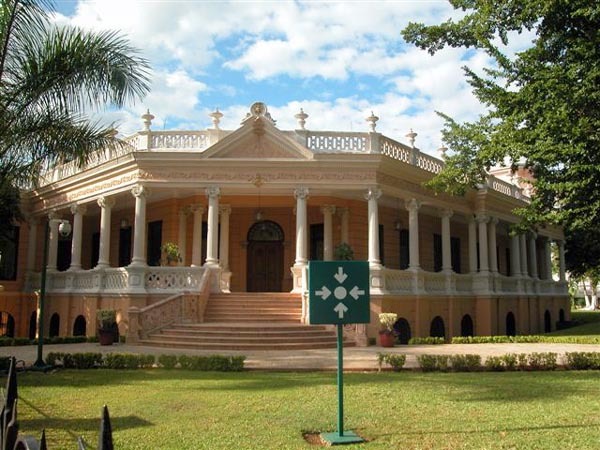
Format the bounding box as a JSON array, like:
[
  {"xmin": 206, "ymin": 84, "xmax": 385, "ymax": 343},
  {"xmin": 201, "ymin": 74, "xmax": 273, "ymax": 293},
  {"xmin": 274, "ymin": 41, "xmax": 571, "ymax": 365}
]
[{"xmin": 2, "ymin": 342, "xmax": 600, "ymax": 371}]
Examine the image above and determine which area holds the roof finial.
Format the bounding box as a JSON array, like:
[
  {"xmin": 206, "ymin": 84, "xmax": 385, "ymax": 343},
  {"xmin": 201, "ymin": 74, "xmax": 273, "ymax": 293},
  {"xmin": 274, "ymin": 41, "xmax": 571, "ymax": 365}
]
[
  {"xmin": 141, "ymin": 109, "xmax": 154, "ymax": 131},
  {"xmin": 366, "ymin": 111, "xmax": 379, "ymax": 132},
  {"xmin": 294, "ymin": 108, "xmax": 308, "ymax": 130},
  {"xmin": 209, "ymin": 108, "xmax": 223, "ymax": 130},
  {"xmin": 406, "ymin": 128, "xmax": 418, "ymax": 148}
]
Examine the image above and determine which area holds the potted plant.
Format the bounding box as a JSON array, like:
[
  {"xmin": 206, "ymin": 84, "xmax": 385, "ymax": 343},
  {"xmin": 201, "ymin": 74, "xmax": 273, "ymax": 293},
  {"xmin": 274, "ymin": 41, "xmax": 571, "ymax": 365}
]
[
  {"xmin": 334, "ymin": 242, "xmax": 354, "ymax": 261},
  {"xmin": 97, "ymin": 309, "xmax": 118, "ymax": 346},
  {"xmin": 378, "ymin": 312, "xmax": 398, "ymax": 347},
  {"xmin": 161, "ymin": 242, "xmax": 182, "ymax": 266}
]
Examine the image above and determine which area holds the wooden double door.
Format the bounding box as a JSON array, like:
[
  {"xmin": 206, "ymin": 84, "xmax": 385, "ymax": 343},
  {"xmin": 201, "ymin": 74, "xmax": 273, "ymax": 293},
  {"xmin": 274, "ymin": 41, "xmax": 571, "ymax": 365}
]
[{"xmin": 246, "ymin": 220, "xmax": 284, "ymax": 292}]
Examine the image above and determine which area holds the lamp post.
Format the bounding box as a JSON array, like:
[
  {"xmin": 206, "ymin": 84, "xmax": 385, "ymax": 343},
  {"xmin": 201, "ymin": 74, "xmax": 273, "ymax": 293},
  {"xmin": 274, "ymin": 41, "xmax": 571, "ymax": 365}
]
[{"xmin": 33, "ymin": 218, "xmax": 71, "ymax": 369}]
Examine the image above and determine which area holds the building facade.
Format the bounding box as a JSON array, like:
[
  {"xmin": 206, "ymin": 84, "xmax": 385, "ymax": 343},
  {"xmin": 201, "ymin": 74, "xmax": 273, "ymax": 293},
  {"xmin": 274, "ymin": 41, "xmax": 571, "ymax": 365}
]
[{"xmin": 0, "ymin": 102, "xmax": 569, "ymax": 346}]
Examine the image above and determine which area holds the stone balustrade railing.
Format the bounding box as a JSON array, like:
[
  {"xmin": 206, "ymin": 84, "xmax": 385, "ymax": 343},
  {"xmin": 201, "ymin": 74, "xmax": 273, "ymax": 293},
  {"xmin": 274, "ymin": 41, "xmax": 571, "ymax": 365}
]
[
  {"xmin": 377, "ymin": 268, "xmax": 567, "ymax": 297},
  {"xmin": 38, "ymin": 266, "xmax": 207, "ymax": 294},
  {"xmin": 33, "ymin": 126, "xmax": 526, "ymax": 201}
]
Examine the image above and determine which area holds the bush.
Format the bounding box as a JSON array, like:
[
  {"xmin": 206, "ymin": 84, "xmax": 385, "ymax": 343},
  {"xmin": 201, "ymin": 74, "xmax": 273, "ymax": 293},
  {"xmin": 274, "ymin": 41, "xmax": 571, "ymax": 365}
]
[
  {"xmin": 104, "ymin": 353, "xmax": 143, "ymax": 370},
  {"xmin": 501, "ymin": 354, "xmax": 518, "ymax": 371},
  {"xmin": 376, "ymin": 353, "xmax": 406, "ymax": 371},
  {"xmin": 71, "ymin": 353, "xmax": 103, "ymax": 369},
  {"xmin": 484, "ymin": 356, "xmax": 505, "ymax": 371},
  {"xmin": 158, "ymin": 354, "xmax": 178, "ymax": 369},
  {"xmin": 417, "ymin": 354, "xmax": 449, "ymax": 372},
  {"xmin": 449, "ymin": 354, "xmax": 481, "ymax": 372},
  {"xmin": 409, "ymin": 337, "xmax": 445, "ymax": 345},
  {"xmin": 564, "ymin": 352, "xmax": 600, "ymax": 370},
  {"xmin": 527, "ymin": 352, "xmax": 557, "ymax": 371},
  {"xmin": 178, "ymin": 355, "xmax": 245, "ymax": 372}
]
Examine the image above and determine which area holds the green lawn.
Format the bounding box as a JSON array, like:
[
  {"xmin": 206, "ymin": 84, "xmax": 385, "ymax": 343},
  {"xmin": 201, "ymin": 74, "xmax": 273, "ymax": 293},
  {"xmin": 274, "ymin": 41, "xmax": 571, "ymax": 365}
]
[
  {"xmin": 12, "ymin": 369, "xmax": 600, "ymax": 449},
  {"xmin": 549, "ymin": 310, "xmax": 600, "ymax": 339}
]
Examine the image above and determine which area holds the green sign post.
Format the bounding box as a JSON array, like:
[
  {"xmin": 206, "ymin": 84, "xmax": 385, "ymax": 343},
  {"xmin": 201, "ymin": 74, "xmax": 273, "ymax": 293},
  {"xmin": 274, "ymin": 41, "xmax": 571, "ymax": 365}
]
[{"xmin": 308, "ymin": 261, "xmax": 370, "ymax": 445}]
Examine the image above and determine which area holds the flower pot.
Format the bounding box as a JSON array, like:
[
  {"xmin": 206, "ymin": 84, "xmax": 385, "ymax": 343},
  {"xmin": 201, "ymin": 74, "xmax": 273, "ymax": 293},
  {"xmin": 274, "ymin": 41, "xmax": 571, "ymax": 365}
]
[
  {"xmin": 379, "ymin": 331, "xmax": 395, "ymax": 348},
  {"xmin": 98, "ymin": 329, "xmax": 115, "ymax": 346}
]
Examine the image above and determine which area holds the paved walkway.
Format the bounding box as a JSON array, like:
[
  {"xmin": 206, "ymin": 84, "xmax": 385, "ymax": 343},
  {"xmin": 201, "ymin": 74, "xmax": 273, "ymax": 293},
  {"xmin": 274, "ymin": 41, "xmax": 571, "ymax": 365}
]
[{"xmin": 2, "ymin": 342, "xmax": 600, "ymax": 371}]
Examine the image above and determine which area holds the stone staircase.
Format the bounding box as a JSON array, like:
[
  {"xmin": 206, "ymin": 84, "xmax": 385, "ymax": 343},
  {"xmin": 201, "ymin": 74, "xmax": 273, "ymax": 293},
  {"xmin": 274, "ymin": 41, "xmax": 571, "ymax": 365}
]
[{"xmin": 138, "ymin": 292, "xmax": 356, "ymax": 350}]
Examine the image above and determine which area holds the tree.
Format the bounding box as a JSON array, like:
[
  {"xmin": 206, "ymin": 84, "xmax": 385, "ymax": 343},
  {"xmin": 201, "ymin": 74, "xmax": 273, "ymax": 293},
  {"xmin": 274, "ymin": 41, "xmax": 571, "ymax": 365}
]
[
  {"xmin": 0, "ymin": 0, "xmax": 150, "ymax": 238},
  {"xmin": 402, "ymin": 1, "xmax": 600, "ymax": 274}
]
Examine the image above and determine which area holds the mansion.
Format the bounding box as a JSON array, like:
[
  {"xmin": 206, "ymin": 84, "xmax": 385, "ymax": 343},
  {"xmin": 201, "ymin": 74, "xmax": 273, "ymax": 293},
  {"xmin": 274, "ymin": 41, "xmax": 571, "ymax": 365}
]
[{"xmin": 0, "ymin": 102, "xmax": 569, "ymax": 348}]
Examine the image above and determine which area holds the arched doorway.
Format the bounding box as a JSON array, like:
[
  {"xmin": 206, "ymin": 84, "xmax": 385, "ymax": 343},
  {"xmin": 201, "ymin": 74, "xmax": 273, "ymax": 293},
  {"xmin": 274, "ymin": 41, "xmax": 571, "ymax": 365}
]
[
  {"xmin": 506, "ymin": 312, "xmax": 516, "ymax": 336},
  {"xmin": 393, "ymin": 318, "xmax": 411, "ymax": 345},
  {"xmin": 559, "ymin": 308, "xmax": 565, "ymax": 322},
  {"xmin": 29, "ymin": 311, "xmax": 37, "ymax": 340},
  {"xmin": 247, "ymin": 220, "xmax": 284, "ymax": 292},
  {"xmin": 0, "ymin": 312, "xmax": 15, "ymax": 338},
  {"xmin": 73, "ymin": 315, "xmax": 87, "ymax": 336},
  {"xmin": 460, "ymin": 314, "xmax": 474, "ymax": 337},
  {"xmin": 430, "ymin": 316, "xmax": 445, "ymax": 339},
  {"xmin": 544, "ymin": 310, "xmax": 552, "ymax": 333},
  {"xmin": 49, "ymin": 313, "xmax": 60, "ymax": 338}
]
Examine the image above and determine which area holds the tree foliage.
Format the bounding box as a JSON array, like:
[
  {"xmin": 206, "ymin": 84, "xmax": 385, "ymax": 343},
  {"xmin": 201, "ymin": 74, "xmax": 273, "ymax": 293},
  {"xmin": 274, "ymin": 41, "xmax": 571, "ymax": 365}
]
[
  {"xmin": 0, "ymin": 0, "xmax": 150, "ymax": 238},
  {"xmin": 402, "ymin": 0, "xmax": 600, "ymax": 274}
]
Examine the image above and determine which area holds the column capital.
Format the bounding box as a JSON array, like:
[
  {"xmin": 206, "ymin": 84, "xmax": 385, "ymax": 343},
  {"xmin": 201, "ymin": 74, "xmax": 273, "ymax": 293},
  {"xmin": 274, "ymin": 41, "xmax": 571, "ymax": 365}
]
[
  {"xmin": 294, "ymin": 187, "xmax": 309, "ymax": 200},
  {"xmin": 405, "ymin": 198, "xmax": 421, "ymax": 212},
  {"xmin": 97, "ymin": 196, "xmax": 115, "ymax": 209},
  {"xmin": 364, "ymin": 187, "xmax": 382, "ymax": 201},
  {"xmin": 320, "ymin": 205, "xmax": 336, "ymax": 215},
  {"xmin": 439, "ymin": 208, "xmax": 453, "ymax": 219},
  {"xmin": 489, "ymin": 216, "xmax": 499, "ymax": 226},
  {"xmin": 206, "ymin": 186, "xmax": 221, "ymax": 198},
  {"xmin": 179, "ymin": 205, "xmax": 190, "ymax": 216},
  {"xmin": 189, "ymin": 203, "xmax": 205, "ymax": 214},
  {"xmin": 219, "ymin": 205, "xmax": 232, "ymax": 215},
  {"xmin": 131, "ymin": 184, "xmax": 149, "ymax": 198},
  {"xmin": 528, "ymin": 231, "xmax": 538, "ymax": 240},
  {"xmin": 475, "ymin": 213, "xmax": 489, "ymax": 224},
  {"xmin": 337, "ymin": 206, "xmax": 349, "ymax": 217},
  {"xmin": 70, "ymin": 203, "xmax": 87, "ymax": 216},
  {"xmin": 48, "ymin": 209, "xmax": 59, "ymax": 221}
]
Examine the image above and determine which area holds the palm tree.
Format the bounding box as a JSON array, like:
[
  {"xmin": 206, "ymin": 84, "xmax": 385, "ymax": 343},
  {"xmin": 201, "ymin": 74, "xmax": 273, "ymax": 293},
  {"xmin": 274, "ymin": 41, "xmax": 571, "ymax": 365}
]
[{"xmin": 0, "ymin": 0, "xmax": 150, "ymax": 237}]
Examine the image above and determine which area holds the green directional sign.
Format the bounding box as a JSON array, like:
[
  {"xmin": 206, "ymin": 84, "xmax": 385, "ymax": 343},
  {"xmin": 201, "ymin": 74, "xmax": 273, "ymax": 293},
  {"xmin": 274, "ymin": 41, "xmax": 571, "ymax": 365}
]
[{"xmin": 308, "ymin": 261, "xmax": 370, "ymax": 325}]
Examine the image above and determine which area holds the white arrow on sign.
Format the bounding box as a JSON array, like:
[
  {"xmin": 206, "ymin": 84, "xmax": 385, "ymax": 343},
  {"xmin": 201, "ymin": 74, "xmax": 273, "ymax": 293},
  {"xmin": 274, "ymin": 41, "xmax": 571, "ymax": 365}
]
[
  {"xmin": 334, "ymin": 267, "xmax": 348, "ymax": 284},
  {"xmin": 315, "ymin": 286, "xmax": 332, "ymax": 300},
  {"xmin": 349, "ymin": 286, "xmax": 365, "ymax": 300},
  {"xmin": 333, "ymin": 302, "xmax": 349, "ymax": 319}
]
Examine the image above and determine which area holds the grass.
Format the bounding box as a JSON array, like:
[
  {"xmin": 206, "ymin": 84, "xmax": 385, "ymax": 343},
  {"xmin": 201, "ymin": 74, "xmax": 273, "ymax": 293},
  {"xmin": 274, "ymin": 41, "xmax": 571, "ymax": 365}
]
[
  {"xmin": 548, "ymin": 310, "xmax": 600, "ymax": 341},
  {"xmin": 12, "ymin": 369, "xmax": 600, "ymax": 449}
]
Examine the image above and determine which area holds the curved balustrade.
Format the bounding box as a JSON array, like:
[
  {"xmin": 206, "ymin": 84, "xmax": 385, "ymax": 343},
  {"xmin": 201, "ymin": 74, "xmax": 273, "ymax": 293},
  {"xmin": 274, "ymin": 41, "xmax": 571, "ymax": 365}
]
[
  {"xmin": 380, "ymin": 137, "xmax": 411, "ymax": 163},
  {"xmin": 306, "ymin": 132, "xmax": 368, "ymax": 153}
]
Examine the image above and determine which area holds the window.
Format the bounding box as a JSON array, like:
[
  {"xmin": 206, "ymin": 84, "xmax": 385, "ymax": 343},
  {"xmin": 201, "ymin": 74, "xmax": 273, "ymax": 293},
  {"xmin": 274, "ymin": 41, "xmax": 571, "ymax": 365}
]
[
  {"xmin": 0, "ymin": 226, "xmax": 19, "ymax": 280},
  {"xmin": 147, "ymin": 220, "xmax": 163, "ymax": 266},
  {"xmin": 399, "ymin": 229, "xmax": 409, "ymax": 269},
  {"xmin": 505, "ymin": 247, "xmax": 511, "ymax": 276},
  {"xmin": 451, "ymin": 237, "xmax": 461, "ymax": 273},
  {"xmin": 310, "ymin": 224, "xmax": 324, "ymax": 260},
  {"xmin": 433, "ymin": 233, "xmax": 442, "ymax": 272}
]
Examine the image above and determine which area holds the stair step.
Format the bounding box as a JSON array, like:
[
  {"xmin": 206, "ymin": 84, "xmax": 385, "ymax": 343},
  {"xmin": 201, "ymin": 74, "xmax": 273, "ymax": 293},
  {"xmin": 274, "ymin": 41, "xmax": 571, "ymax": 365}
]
[{"xmin": 137, "ymin": 339, "xmax": 355, "ymax": 351}]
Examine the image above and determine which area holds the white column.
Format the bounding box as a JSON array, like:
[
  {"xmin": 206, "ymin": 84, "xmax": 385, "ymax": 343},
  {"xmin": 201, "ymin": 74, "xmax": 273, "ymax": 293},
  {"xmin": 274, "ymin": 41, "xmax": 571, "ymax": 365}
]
[
  {"xmin": 321, "ymin": 205, "xmax": 336, "ymax": 261},
  {"xmin": 519, "ymin": 233, "xmax": 528, "ymax": 277},
  {"xmin": 68, "ymin": 204, "xmax": 86, "ymax": 271},
  {"xmin": 476, "ymin": 214, "xmax": 489, "ymax": 273},
  {"xmin": 219, "ymin": 205, "xmax": 231, "ymax": 270},
  {"xmin": 440, "ymin": 208, "xmax": 453, "ymax": 272},
  {"xmin": 510, "ymin": 233, "xmax": 522, "ymax": 276},
  {"xmin": 488, "ymin": 217, "xmax": 498, "ymax": 273},
  {"xmin": 528, "ymin": 232, "xmax": 538, "ymax": 279},
  {"xmin": 405, "ymin": 199, "xmax": 421, "ymax": 269},
  {"xmin": 294, "ymin": 187, "xmax": 309, "ymax": 266},
  {"xmin": 543, "ymin": 237, "xmax": 552, "ymax": 280},
  {"xmin": 96, "ymin": 196, "xmax": 115, "ymax": 269},
  {"xmin": 129, "ymin": 185, "xmax": 149, "ymax": 267},
  {"xmin": 205, "ymin": 186, "xmax": 220, "ymax": 267},
  {"xmin": 47, "ymin": 211, "xmax": 59, "ymax": 271},
  {"xmin": 558, "ymin": 240, "xmax": 566, "ymax": 281},
  {"xmin": 178, "ymin": 207, "xmax": 189, "ymax": 266},
  {"xmin": 190, "ymin": 204, "xmax": 204, "ymax": 267},
  {"xmin": 366, "ymin": 188, "xmax": 382, "ymax": 267},
  {"xmin": 339, "ymin": 207, "xmax": 349, "ymax": 244},
  {"xmin": 26, "ymin": 219, "xmax": 38, "ymax": 272},
  {"xmin": 468, "ymin": 216, "xmax": 477, "ymax": 273}
]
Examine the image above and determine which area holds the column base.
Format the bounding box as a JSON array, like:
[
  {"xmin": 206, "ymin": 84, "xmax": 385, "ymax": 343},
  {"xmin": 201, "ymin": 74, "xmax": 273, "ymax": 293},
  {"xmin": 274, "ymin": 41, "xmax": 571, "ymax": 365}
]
[{"xmin": 290, "ymin": 264, "xmax": 307, "ymax": 293}]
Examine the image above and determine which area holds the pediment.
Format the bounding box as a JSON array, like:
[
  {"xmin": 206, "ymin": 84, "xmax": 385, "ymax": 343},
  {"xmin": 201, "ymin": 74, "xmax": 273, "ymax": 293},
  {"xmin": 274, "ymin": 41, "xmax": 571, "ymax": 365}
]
[{"xmin": 202, "ymin": 117, "xmax": 313, "ymax": 160}]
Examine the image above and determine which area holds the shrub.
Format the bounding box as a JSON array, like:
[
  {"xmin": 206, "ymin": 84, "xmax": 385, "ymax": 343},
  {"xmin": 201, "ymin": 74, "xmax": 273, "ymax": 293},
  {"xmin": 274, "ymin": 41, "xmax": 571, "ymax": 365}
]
[
  {"xmin": 409, "ymin": 337, "xmax": 445, "ymax": 345},
  {"xmin": 484, "ymin": 356, "xmax": 506, "ymax": 371},
  {"xmin": 376, "ymin": 353, "xmax": 406, "ymax": 371},
  {"xmin": 527, "ymin": 352, "xmax": 557, "ymax": 371},
  {"xmin": 71, "ymin": 353, "xmax": 103, "ymax": 369},
  {"xmin": 178, "ymin": 355, "xmax": 245, "ymax": 372},
  {"xmin": 46, "ymin": 352, "xmax": 62, "ymax": 366},
  {"xmin": 417, "ymin": 354, "xmax": 449, "ymax": 372},
  {"xmin": 449, "ymin": 354, "xmax": 481, "ymax": 372},
  {"xmin": 517, "ymin": 353, "xmax": 529, "ymax": 371},
  {"xmin": 158, "ymin": 354, "xmax": 178, "ymax": 369},
  {"xmin": 564, "ymin": 352, "xmax": 600, "ymax": 370},
  {"xmin": 104, "ymin": 353, "xmax": 142, "ymax": 370},
  {"xmin": 501, "ymin": 354, "xmax": 518, "ymax": 371}
]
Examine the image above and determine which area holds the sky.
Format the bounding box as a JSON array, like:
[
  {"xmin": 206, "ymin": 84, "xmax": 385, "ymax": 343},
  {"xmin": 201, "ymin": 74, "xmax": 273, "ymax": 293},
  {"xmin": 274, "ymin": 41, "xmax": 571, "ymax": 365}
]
[{"xmin": 52, "ymin": 0, "xmax": 534, "ymax": 155}]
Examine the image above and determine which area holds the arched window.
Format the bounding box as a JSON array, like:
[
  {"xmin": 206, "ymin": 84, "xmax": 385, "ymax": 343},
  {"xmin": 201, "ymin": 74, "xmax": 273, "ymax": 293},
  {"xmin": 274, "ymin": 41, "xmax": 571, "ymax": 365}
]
[
  {"xmin": 506, "ymin": 312, "xmax": 516, "ymax": 336},
  {"xmin": 73, "ymin": 315, "xmax": 87, "ymax": 337},
  {"xmin": 29, "ymin": 311, "xmax": 37, "ymax": 340},
  {"xmin": 430, "ymin": 316, "xmax": 445, "ymax": 339},
  {"xmin": 544, "ymin": 310, "xmax": 552, "ymax": 333},
  {"xmin": 247, "ymin": 220, "xmax": 284, "ymax": 242},
  {"xmin": 49, "ymin": 313, "xmax": 60, "ymax": 338},
  {"xmin": 460, "ymin": 314, "xmax": 474, "ymax": 337},
  {"xmin": 0, "ymin": 312, "xmax": 15, "ymax": 338},
  {"xmin": 393, "ymin": 318, "xmax": 411, "ymax": 345}
]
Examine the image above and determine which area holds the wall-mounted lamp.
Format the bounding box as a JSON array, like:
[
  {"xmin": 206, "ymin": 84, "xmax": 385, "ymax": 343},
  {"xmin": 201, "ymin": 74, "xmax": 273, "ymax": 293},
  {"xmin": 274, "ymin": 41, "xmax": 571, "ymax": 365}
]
[{"xmin": 120, "ymin": 218, "xmax": 130, "ymax": 229}]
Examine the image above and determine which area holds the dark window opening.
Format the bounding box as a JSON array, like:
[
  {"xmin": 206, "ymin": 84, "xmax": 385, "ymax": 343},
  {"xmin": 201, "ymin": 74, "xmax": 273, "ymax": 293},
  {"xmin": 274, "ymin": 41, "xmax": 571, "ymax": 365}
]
[
  {"xmin": 310, "ymin": 224, "xmax": 324, "ymax": 261},
  {"xmin": 0, "ymin": 225, "xmax": 19, "ymax": 280},
  {"xmin": 399, "ymin": 229, "xmax": 409, "ymax": 270}
]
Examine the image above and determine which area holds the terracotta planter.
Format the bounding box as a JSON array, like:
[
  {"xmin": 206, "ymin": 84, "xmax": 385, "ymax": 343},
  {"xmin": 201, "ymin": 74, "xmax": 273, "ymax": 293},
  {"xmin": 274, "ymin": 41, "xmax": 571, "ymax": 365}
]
[
  {"xmin": 98, "ymin": 329, "xmax": 115, "ymax": 346},
  {"xmin": 379, "ymin": 331, "xmax": 395, "ymax": 348}
]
